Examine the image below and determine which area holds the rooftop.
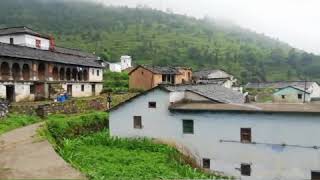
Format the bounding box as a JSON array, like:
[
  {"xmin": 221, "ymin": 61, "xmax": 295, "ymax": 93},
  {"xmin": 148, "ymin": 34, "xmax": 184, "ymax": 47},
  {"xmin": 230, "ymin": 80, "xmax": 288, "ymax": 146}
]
[
  {"xmin": 163, "ymin": 84, "xmax": 245, "ymax": 104},
  {"xmin": 193, "ymin": 69, "xmax": 232, "ymax": 79},
  {"xmin": 129, "ymin": 65, "xmax": 182, "ymax": 75},
  {"xmin": 0, "ymin": 26, "xmax": 50, "ymax": 39},
  {"xmin": 0, "ymin": 42, "xmax": 102, "ymax": 68},
  {"xmin": 170, "ymin": 102, "xmax": 320, "ymax": 114},
  {"xmin": 246, "ymin": 81, "xmax": 316, "ymax": 90}
]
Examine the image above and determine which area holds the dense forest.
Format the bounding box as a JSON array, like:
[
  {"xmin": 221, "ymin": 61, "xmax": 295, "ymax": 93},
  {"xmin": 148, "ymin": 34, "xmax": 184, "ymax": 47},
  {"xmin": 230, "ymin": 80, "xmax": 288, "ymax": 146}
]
[{"xmin": 1, "ymin": 0, "xmax": 320, "ymax": 83}]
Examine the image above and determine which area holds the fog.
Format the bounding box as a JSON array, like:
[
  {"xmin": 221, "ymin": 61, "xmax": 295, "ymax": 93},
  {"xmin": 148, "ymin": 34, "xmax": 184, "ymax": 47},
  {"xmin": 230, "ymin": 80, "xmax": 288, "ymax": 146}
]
[{"xmin": 88, "ymin": 0, "xmax": 320, "ymax": 54}]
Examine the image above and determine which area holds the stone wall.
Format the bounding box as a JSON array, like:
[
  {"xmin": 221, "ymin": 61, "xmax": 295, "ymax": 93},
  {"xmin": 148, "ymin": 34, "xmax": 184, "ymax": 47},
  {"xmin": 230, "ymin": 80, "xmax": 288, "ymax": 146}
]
[{"xmin": 10, "ymin": 96, "xmax": 108, "ymax": 115}]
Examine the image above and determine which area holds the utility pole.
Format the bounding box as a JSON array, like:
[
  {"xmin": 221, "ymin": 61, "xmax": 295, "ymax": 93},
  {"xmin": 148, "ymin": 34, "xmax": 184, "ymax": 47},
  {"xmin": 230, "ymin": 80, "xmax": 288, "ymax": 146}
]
[{"xmin": 303, "ymin": 79, "xmax": 307, "ymax": 103}]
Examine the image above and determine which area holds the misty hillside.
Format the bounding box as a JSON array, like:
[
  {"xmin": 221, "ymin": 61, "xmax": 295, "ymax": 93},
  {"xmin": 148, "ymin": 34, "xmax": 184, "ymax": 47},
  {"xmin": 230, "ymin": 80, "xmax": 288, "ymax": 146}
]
[{"xmin": 1, "ymin": 0, "xmax": 320, "ymax": 83}]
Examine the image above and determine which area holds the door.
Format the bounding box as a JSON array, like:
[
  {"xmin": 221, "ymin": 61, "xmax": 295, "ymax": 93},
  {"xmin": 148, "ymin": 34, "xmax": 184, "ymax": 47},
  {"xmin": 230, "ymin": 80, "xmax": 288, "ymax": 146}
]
[
  {"xmin": 67, "ymin": 85, "xmax": 72, "ymax": 96},
  {"xmin": 6, "ymin": 85, "xmax": 14, "ymax": 102},
  {"xmin": 92, "ymin": 84, "xmax": 96, "ymax": 96}
]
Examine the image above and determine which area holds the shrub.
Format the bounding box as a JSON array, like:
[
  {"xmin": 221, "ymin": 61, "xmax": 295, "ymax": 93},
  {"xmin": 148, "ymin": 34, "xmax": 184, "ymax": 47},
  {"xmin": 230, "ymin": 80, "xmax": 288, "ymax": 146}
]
[{"xmin": 46, "ymin": 111, "xmax": 108, "ymax": 144}]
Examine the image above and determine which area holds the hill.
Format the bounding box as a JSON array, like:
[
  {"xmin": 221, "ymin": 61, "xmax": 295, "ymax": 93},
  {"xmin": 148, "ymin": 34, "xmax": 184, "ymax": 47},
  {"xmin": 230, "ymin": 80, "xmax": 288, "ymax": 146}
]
[{"xmin": 1, "ymin": 0, "xmax": 320, "ymax": 83}]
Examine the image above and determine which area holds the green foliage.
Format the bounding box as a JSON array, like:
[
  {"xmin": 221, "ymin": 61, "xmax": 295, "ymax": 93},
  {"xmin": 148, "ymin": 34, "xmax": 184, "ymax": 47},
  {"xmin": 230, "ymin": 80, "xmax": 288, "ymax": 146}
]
[
  {"xmin": 58, "ymin": 129, "xmax": 222, "ymax": 180},
  {"xmin": 103, "ymin": 71, "xmax": 129, "ymax": 93},
  {"xmin": 1, "ymin": 0, "xmax": 320, "ymax": 82},
  {"xmin": 46, "ymin": 112, "xmax": 108, "ymax": 144},
  {"xmin": 245, "ymin": 88, "xmax": 276, "ymax": 103},
  {"xmin": 0, "ymin": 114, "xmax": 41, "ymax": 135}
]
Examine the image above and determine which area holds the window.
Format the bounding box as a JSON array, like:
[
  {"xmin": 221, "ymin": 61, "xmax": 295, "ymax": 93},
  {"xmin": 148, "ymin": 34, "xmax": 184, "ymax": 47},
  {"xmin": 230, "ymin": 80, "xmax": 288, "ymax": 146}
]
[
  {"xmin": 97, "ymin": 70, "xmax": 100, "ymax": 76},
  {"xmin": 311, "ymin": 171, "xmax": 320, "ymax": 180},
  {"xmin": 281, "ymin": 95, "xmax": 286, "ymax": 99},
  {"xmin": 148, "ymin": 102, "xmax": 156, "ymax": 108},
  {"xmin": 183, "ymin": 120, "xmax": 194, "ymax": 134},
  {"xmin": 30, "ymin": 85, "xmax": 35, "ymax": 94},
  {"xmin": 36, "ymin": 39, "xmax": 41, "ymax": 48},
  {"xmin": 133, "ymin": 116, "xmax": 142, "ymax": 129},
  {"xmin": 81, "ymin": 85, "xmax": 84, "ymax": 92},
  {"xmin": 241, "ymin": 164, "xmax": 251, "ymax": 176},
  {"xmin": 202, "ymin": 158, "xmax": 210, "ymax": 169},
  {"xmin": 241, "ymin": 128, "xmax": 251, "ymax": 143},
  {"xmin": 141, "ymin": 71, "xmax": 144, "ymax": 75},
  {"xmin": 9, "ymin": 38, "xmax": 14, "ymax": 45},
  {"xmin": 298, "ymin": 94, "xmax": 303, "ymax": 99},
  {"xmin": 92, "ymin": 69, "xmax": 94, "ymax": 75}
]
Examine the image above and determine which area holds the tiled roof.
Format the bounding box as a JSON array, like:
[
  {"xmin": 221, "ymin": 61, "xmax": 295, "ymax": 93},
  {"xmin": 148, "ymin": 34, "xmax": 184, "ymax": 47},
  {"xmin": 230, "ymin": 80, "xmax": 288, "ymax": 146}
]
[
  {"xmin": 164, "ymin": 84, "xmax": 245, "ymax": 104},
  {"xmin": 0, "ymin": 43, "xmax": 102, "ymax": 68},
  {"xmin": 169, "ymin": 102, "xmax": 320, "ymax": 114},
  {"xmin": 129, "ymin": 65, "xmax": 182, "ymax": 75},
  {"xmin": 246, "ymin": 81, "xmax": 315, "ymax": 90},
  {"xmin": 54, "ymin": 47, "xmax": 96, "ymax": 58},
  {"xmin": 0, "ymin": 26, "xmax": 50, "ymax": 39}
]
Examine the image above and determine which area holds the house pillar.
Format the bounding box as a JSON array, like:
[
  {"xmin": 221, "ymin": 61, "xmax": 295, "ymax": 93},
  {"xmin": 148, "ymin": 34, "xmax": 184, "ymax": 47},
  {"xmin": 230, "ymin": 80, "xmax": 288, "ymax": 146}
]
[
  {"xmin": 32, "ymin": 62, "xmax": 38, "ymax": 80},
  {"xmin": 47, "ymin": 63, "xmax": 53, "ymax": 81}
]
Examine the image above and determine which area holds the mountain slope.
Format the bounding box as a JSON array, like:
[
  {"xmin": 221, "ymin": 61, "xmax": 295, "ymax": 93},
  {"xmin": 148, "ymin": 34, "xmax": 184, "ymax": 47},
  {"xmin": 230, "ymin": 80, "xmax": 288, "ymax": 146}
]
[{"xmin": 1, "ymin": 0, "xmax": 320, "ymax": 83}]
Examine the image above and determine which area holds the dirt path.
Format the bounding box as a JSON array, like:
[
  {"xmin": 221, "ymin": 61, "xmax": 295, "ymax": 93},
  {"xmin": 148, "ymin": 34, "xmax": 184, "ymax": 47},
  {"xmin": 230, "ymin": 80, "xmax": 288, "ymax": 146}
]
[{"xmin": 0, "ymin": 123, "xmax": 85, "ymax": 179}]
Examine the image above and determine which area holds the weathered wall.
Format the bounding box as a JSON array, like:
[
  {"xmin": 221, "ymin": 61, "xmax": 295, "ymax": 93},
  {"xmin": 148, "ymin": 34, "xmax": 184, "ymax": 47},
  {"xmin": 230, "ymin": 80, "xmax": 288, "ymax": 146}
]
[
  {"xmin": 175, "ymin": 69, "xmax": 192, "ymax": 84},
  {"xmin": 88, "ymin": 68, "xmax": 103, "ymax": 82},
  {"xmin": 110, "ymin": 88, "xmax": 320, "ymax": 180},
  {"xmin": 15, "ymin": 83, "xmax": 34, "ymax": 102},
  {"xmin": 273, "ymin": 87, "xmax": 310, "ymax": 103},
  {"xmin": 0, "ymin": 34, "xmax": 49, "ymax": 50},
  {"xmin": 70, "ymin": 83, "xmax": 93, "ymax": 97},
  {"xmin": 129, "ymin": 67, "xmax": 154, "ymax": 90}
]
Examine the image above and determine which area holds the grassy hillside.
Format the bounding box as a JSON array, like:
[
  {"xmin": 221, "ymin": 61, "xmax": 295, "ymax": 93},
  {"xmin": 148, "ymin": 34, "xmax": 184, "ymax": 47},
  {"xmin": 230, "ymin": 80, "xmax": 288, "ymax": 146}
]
[{"xmin": 1, "ymin": 0, "xmax": 320, "ymax": 83}]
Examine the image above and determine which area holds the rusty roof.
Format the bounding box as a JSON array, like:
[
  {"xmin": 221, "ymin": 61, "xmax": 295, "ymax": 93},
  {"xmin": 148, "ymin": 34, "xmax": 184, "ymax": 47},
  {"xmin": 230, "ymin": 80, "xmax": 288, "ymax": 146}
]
[{"xmin": 169, "ymin": 102, "xmax": 320, "ymax": 114}]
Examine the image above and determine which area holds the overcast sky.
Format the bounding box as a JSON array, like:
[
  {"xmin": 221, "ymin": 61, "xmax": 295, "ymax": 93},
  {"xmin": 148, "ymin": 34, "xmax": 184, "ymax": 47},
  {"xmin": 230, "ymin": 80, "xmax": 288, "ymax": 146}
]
[{"xmin": 92, "ymin": 0, "xmax": 320, "ymax": 54}]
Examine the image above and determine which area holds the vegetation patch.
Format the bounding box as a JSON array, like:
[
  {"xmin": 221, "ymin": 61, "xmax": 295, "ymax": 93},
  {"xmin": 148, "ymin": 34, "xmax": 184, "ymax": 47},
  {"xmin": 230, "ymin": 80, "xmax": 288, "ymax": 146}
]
[
  {"xmin": 59, "ymin": 130, "xmax": 222, "ymax": 180},
  {"xmin": 43, "ymin": 111, "xmax": 224, "ymax": 179},
  {"xmin": 103, "ymin": 71, "xmax": 129, "ymax": 93},
  {"xmin": 0, "ymin": 114, "xmax": 41, "ymax": 135}
]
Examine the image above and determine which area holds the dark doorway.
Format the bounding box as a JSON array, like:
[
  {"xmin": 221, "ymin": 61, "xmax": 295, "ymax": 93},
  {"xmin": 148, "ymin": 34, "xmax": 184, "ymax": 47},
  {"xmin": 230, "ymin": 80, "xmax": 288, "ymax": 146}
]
[
  {"xmin": 312, "ymin": 171, "xmax": 320, "ymax": 180},
  {"xmin": 67, "ymin": 85, "xmax": 72, "ymax": 96},
  {"xmin": 92, "ymin": 84, "xmax": 96, "ymax": 96},
  {"xmin": 6, "ymin": 85, "xmax": 14, "ymax": 102},
  {"xmin": 35, "ymin": 83, "xmax": 45, "ymax": 101}
]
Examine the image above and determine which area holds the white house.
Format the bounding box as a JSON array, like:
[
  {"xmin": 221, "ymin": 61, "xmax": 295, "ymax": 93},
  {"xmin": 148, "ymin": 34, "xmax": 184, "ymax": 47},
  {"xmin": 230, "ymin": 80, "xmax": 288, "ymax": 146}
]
[
  {"xmin": 109, "ymin": 84, "xmax": 320, "ymax": 180},
  {"xmin": 104, "ymin": 55, "xmax": 132, "ymax": 72},
  {"xmin": 193, "ymin": 69, "xmax": 242, "ymax": 93}
]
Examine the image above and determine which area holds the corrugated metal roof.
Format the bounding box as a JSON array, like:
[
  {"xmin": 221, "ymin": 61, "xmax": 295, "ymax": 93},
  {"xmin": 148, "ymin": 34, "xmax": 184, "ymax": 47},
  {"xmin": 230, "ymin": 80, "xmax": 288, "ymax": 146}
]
[{"xmin": 245, "ymin": 81, "xmax": 315, "ymax": 90}]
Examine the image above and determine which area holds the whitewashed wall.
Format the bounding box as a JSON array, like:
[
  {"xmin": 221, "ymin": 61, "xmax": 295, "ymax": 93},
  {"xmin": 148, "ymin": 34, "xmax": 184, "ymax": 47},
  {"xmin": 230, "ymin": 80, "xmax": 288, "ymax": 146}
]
[
  {"xmin": 0, "ymin": 85, "xmax": 6, "ymax": 98},
  {"xmin": 0, "ymin": 34, "xmax": 49, "ymax": 50},
  {"xmin": 110, "ymin": 88, "xmax": 320, "ymax": 180},
  {"xmin": 89, "ymin": 68, "xmax": 103, "ymax": 82},
  {"xmin": 71, "ymin": 83, "xmax": 92, "ymax": 97},
  {"xmin": 309, "ymin": 82, "xmax": 320, "ymax": 98}
]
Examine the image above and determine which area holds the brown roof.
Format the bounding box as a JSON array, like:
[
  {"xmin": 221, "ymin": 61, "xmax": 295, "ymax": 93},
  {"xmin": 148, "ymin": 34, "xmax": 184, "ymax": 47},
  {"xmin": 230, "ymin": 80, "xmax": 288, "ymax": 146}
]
[
  {"xmin": 169, "ymin": 102, "xmax": 320, "ymax": 114},
  {"xmin": 129, "ymin": 65, "xmax": 182, "ymax": 75}
]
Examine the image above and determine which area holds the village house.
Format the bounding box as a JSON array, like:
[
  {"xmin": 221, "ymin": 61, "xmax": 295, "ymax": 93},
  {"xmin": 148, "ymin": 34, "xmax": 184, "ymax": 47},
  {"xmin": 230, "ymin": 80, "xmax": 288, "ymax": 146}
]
[
  {"xmin": 273, "ymin": 86, "xmax": 311, "ymax": 103},
  {"xmin": 129, "ymin": 65, "xmax": 192, "ymax": 90},
  {"xmin": 246, "ymin": 81, "xmax": 320, "ymax": 103},
  {"xmin": 193, "ymin": 69, "xmax": 242, "ymax": 92},
  {"xmin": 103, "ymin": 55, "xmax": 132, "ymax": 72},
  {"xmin": 109, "ymin": 84, "xmax": 320, "ymax": 180},
  {"xmin": 0, "ymin": 26, "xmax": 103, "ymax": 102}
]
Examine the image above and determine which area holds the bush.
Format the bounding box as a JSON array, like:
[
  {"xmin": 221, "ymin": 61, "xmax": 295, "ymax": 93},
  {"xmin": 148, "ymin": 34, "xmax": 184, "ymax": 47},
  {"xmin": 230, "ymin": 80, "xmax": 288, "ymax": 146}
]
[
  {"xmin": 103, "ymin": 71, "xmax": 129, "ymax": 93},
  {"xmin": 46, "ymin": 111, "xmax": 108, "ymax": 144}
]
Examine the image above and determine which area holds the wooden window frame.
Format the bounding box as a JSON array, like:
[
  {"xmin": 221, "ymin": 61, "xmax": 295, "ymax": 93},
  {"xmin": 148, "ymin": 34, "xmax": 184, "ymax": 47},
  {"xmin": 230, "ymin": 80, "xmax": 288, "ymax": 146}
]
[
  {"xmin": 148, "ymin": 102, "xmax": 156, "ymax": 108},
  {"xmin": 202, "ymin": 158, "xmax": 210, "ymax": 169},
  {"xmin": 241, "ymin": 163, "xmax": 251, "ymax": 176},
  {"xmin": 133, "ymin": 116, "xmax": 142, "ymax": 129},
  {"xmin": 241, "ymin": 128, "xmax": 251, "ymax": 143},
  {"xmin": 298, "ymin": 94, "xmax": 303, "ymax": 99},
  {"xmin": 183, "ymin": 119, "xmax": 194, "ymax": 134},
  {"xmin": 9, "ymin": 38, "xmax": 14, "ymax": 45},
  {"xmin": 36, "ymin": 39, "xmax": 41, "ymax": 48}
]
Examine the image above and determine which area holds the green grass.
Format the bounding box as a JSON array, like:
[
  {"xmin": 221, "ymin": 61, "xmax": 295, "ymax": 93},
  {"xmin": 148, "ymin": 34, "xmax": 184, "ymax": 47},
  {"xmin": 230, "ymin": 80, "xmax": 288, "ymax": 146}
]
[
  {"xmin": 59, "ymin": 130, "xmax": 221, "ymax": 180},
  {"xmin": 43, "ymin": 111, "xmax": 224, "ymax": 180},
  {"xmin": 0, "ymin": 114, "xmax": 41, "ymax": 135}
]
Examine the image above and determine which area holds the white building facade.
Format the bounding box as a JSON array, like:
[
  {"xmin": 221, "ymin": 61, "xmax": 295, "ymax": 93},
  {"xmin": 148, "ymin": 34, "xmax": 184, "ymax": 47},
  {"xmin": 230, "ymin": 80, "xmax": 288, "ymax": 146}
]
[{"xmin": 109, "ymin": 86, "xmax": 320, "ymax": 180}]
